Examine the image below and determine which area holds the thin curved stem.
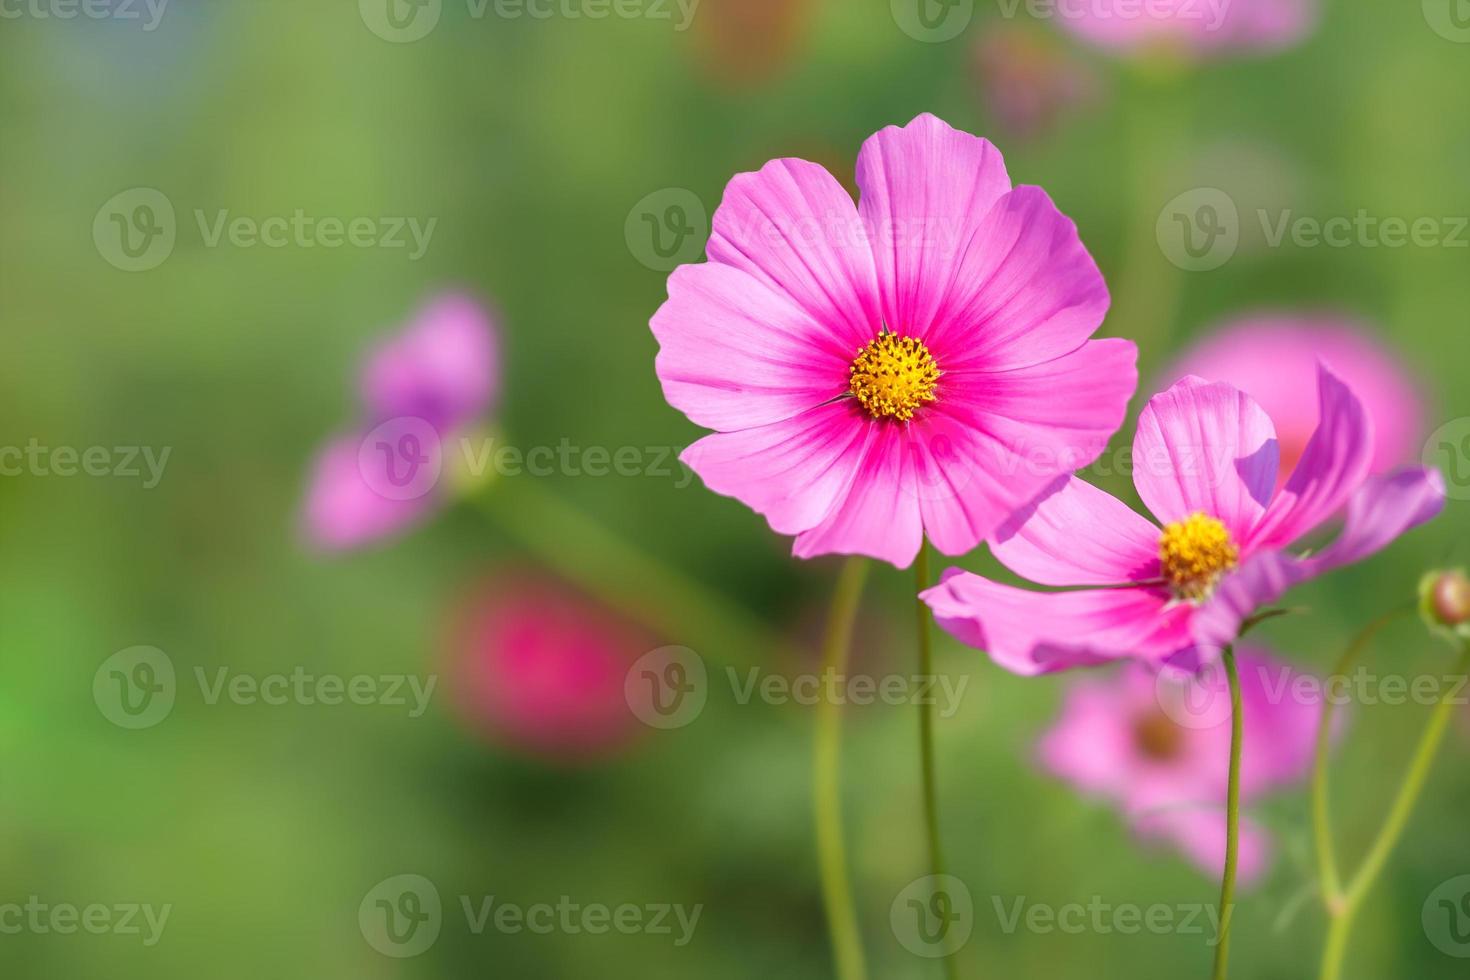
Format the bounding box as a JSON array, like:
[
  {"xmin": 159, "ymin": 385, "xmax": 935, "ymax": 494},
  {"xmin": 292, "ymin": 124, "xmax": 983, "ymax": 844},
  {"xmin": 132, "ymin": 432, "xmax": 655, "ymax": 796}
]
[
  {"xmin": 1311, "ymin": 607, "xmax": 1414, "ymax": 911},
  {"xmin": 814, "ymin": 558, "xmax": 870, "ymax": 980},
  {"xmin": 913, "ymin": 542, "xmax": 958, "ymax": 980},
  {"xmin": 1318, "ymin": 641, "xmax": 1470, "ymax": 980},
  {"xmin": 1212, "ymin": 645, "xmax": 1242, "ymax": 980}
]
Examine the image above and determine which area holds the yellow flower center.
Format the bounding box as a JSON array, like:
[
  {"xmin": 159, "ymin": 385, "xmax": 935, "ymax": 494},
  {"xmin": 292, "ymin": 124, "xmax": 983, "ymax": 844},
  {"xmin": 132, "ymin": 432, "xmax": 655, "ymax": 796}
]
[
  {"xmin": 848, "ymin": 333, "xmax": 939, "ymax": 422},
  {"xmin": 1158, "ymin": 513, "xmax": 1239, "ymax": 602},
  {"xmin": 1132, "ymin": 709, "xmax": 1185, "ymax": 761}
]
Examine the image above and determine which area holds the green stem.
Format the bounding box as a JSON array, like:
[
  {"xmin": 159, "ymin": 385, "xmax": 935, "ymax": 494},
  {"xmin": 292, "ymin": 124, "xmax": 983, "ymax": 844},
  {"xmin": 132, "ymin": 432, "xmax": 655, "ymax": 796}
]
[
  {"xmin": 814, "ymin": 558, "xmax": 870, "ymax": 980},
  {"xmin": 913, "ymin": 541, "xmax": 957, "ymax": 980},
  {"xmin": 1311, "ymin": 608, "xmax": 1413, "ymax": 912},
  {"xmin": 1317, "ymin": 641, "xmax": 1470, "ymax": 980},
  {"xmin": 475, "ymin": 478, "xmax": 798, "ymax": 668},
  {"xmin": 1212, "ymin": 645, "xmax": 1242, "ymax": 980}
]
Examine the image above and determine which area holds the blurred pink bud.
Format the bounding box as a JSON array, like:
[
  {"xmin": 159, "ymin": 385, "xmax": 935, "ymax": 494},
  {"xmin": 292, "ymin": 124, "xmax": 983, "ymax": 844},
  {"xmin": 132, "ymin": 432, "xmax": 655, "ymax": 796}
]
[{"xmin": 444, "ymin": 572, "xmax": 652, "ymax": 763}]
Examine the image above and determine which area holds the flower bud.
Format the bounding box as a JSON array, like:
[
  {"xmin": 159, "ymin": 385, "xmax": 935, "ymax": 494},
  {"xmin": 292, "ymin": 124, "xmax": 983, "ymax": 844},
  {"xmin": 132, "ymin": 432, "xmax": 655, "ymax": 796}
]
[{"xmin": 1430, "ymin": 570, "xmax": 1470, "ymax": 627}]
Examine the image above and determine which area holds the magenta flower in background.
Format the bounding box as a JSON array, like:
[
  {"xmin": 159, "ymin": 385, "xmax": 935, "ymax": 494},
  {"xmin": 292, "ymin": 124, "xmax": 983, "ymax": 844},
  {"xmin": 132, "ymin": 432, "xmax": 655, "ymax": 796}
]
[
  {"xmin": 1161, "ymin": 314, "xmax": 1425, "ymax": 481},
  {"xmin": 1056, "ymin": 0, "xmax": 1318, "ymax": 60},
  {"xmin": 923, "ymin": 365, "xmax": 1444, "ymax": 674},
  {"xmin": 653, "ymin": 114, "xmax": 1137, "ymax": 568},
  {"xmin": 444, "ymin": 571, "xmax": 650, "ymax": 763},
  {"xmin": 302, "ymin": 293, "xmax": 498, "ymax": 551},
  {"xmin": 1038, "ymin": 648, "xmax": 1325, "ymax": 886}
]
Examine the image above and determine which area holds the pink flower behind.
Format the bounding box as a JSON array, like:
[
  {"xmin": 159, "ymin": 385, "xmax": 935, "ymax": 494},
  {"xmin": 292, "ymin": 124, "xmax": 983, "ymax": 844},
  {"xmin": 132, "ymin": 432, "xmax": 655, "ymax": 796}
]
[
  {"xmin": 1038, "ymin": 648, "xmax": 1324, "ymax": 886},
  {"xmin": 923, "ymin": 365, "xmax": 1444, "ymax": 674},
  {"xmin": 654, "ymin": 114, "xmax": 1137, "ymax": 568},
  {"xmin": 1161, "ymin": 314, "xmax": 1425, "ymax": 481},
  {"xmin": 1056, "ymin": 0, "xmax": 1319, "ymax": 59},
  {"xmin": 302, "ymin": 293, "xmax": 498, "ymax": 551},
  {"xmin": 445, "ymin": 572, "xmax": 650, "ymax": 763}
]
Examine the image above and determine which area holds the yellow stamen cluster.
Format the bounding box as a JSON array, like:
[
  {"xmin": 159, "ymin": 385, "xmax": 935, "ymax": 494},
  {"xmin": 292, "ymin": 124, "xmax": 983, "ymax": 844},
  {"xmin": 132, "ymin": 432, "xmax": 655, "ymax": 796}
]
[
  {"xmin": 848, "ymin": 333, "xmax": 939, "ymax": 422},
  {"xmin": 1158, "ymin": 513, "xmax": 1239, "ymax": 602}
]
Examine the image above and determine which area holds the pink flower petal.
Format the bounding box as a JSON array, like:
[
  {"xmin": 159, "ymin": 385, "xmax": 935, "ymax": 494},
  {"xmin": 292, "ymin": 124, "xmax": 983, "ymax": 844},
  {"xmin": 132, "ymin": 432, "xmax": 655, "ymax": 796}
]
[
  {"xmin": 680, "ymin": 400, "xmax": 872, "ymax": 538},
  {"xmin": 923, "ymin": 186, "xmax": 1111, "ymax": 372},
  {"xmin": 991, "ymin": 476, "xmax": 1162, "ymax": 586},
  {"xmin": 300, "ymin": 437, "xmax": 436, "ymax": 551},
  {"xmin": 1132, "ymin": 376, "xmax": 1279, "ymax": 540},
  {"xmin": 854, "ymin": 113, "xmax": 1012, "ymax": 342},
  {"xmin": 922, "ymin": 570, "xmax": 1192, "ymax": 675},
  {"xmin": 914, "ymin": 338, "xmax": 1138, "ymax": 554},
  {"xmin": 360, "ymin": 293, "xmax": 498, "ymax": 433},
  {"xmin": 1133, "ymin": 809, "xmax": 1273, "ymax": 890},
  {"xmin": 1195, "ymin": 467, "xmax": 1446, "ymax": 647},
  {"xmin": 792, "ymin": 421, "xmax": 924, "ymax": 567},
  {"xmin": 652, "ymin": 263, "xmax": 851, "ymax": 431},
  {"xmin": 1247, "ymin": 363, "xmax": 1372, "ymax": 552},
  {"xmin": 707, "ymin": 157, "xmax": 881, "ymax": 353}
]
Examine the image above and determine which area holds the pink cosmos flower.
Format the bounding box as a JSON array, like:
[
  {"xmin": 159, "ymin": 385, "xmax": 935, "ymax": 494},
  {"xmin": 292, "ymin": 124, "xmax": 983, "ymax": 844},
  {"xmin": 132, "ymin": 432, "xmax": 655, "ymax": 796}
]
[
  {"xmin": 922, "ymin": 364, "xmax": 1445, "ymax": 674},
  {"xmin": 302, "ymin": 293, "xmax": 498, "ymax": 551},
  {"xmin": 1161, "ymin": 314, "xmax": 1425, "ymax": 481},
  {"xmin": 1056, "ymin": 0, "xmax": 1318, "ymax": 59},
  {"xmin": 444, "ymin": 571, "xmax": 649, "ymax": 763},
  {"xmin": 653, "ymin": 114, "xmax": 1138, "ymax": 568},
  {"xmin": 1039, "ymin": 648, "xmax": 1325, "ymax": 886}
]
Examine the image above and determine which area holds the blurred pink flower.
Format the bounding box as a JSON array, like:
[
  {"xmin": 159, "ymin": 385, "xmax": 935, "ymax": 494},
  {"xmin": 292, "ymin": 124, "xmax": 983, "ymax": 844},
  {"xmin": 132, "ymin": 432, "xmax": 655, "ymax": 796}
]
[
  {"xmin": 301, "ymin": 293, "xmax": 498, "ymax": 551},
  {"xmin": 1161, "ymin": 315, "xmax": 1425, "ymax": 481},
  {"xmin": 1038, "ymin": 648, "xmax": 1325, "ymax": 886},
  {"xmin": 923, "ymin": 366, "xmax": 1444, "ymax": 675},
  {"xmin": 445, "ymin": 572, "xmax": 649, "ymax": 763},
  {"xmin": 654, "ymin": 113, "xmax": 1137, "ymax": 568},
  {"xmin": 973, "ymin": 25, "xmax": 1101, "ymax": 141},
  {"xmin": 1056, "ymin": 0, "xmax": 1318, "ymax": 60}
]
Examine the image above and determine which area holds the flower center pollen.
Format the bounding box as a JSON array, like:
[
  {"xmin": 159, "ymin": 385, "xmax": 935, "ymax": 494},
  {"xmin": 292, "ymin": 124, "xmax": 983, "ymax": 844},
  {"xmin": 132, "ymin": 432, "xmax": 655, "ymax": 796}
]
[
  {"xmin": 1158, "ymin": 513, "xmax": 1239, "ymax": 602},
  {"xmin": 1158, "ymin": 517, "xmax": 1240, "ymax": 602},
  {"xmin": 848, "ymin": 333, "xmax": 939, "ymax": 422}
]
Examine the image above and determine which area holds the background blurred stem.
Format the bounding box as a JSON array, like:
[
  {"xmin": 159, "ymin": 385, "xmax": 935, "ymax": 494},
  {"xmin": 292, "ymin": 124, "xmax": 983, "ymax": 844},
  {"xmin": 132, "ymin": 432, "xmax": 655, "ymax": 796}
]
[
  {"xmin": 913, "ymin": 542, "xmax": 958, "ymax": 980},
  {"xmin": 476, "ymin": 478, "xmax": 798, "ymax": 667},
  {"xmin": 814, "ymin": 558, "xmax": 870, "ymax": 980},
  {"xmin": 1318, "ymin": 640, "xmax": 1470, "ymax": 980},
  {"xmin": 1212, "ymin": 645, "xmax": 1242, "ymax": 980},
  {"xmin": 1311, "ymin": 607, "xmax": 1414, "ymax": 910},
  {"xmin": 1111, "ymin": 64, "xmax": 1191, "ymax": 365}
]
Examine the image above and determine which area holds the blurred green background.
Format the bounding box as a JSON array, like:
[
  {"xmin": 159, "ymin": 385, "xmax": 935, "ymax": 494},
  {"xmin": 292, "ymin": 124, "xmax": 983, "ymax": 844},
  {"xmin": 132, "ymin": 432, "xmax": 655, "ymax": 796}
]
[{"xmin": 2, "ymin": 1, "xmax": 1468, "ymax": 977}]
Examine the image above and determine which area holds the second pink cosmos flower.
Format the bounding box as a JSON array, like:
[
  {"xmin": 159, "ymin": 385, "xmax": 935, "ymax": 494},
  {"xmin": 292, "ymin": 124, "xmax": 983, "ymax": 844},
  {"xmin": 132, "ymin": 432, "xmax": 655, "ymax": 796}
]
[{"xmin": 652, "ymin": 114, "xmax": 1137, "ymax": 568}]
